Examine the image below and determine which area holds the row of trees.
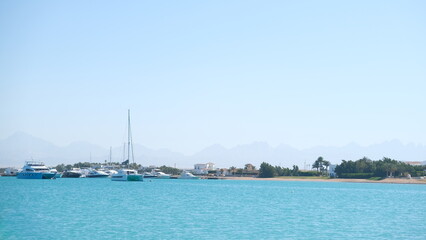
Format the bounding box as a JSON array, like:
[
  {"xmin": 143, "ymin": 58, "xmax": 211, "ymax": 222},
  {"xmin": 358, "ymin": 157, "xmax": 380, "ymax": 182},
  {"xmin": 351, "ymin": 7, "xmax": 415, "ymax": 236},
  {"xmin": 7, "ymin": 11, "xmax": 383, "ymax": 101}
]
[
  {"xmin": 258, "ymin": 162, "xmax": 313, "ymax": 178},
  {"xmin": 227, "ymin": 164, "xmax": 258, "ymax": 176},
  {"xmin": 258, "ymin": 156, "xmax": 426, "ymax": 179},
  {"xmin": 335, "ymin": 157, "xmax": 426, "ymax": 178}
]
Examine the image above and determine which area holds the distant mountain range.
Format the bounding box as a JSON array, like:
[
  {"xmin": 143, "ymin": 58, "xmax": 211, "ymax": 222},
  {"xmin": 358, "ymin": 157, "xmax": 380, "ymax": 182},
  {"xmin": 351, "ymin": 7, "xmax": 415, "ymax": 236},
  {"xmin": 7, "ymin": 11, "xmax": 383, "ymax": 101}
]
[{"xmin": 1, "ymin": 132, "xmax": 425, "ymax": 168}]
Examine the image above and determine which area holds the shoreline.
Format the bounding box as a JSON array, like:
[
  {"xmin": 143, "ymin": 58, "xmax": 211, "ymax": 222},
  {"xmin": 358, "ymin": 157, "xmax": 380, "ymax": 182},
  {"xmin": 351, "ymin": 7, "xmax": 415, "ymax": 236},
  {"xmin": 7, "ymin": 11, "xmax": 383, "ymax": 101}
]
[{"xmin": 222, "ymin": 176, "xmax": 426, "ymax": 184}]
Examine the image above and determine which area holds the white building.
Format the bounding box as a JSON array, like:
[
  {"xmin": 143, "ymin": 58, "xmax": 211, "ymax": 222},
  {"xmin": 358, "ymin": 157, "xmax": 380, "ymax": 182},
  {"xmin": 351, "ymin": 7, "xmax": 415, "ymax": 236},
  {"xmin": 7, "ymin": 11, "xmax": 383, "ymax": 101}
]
[
  {"xmin": 328, "ymin": 164, "xmax": 337, "ymax": 177},
  {"xmin": 220, "ymin": 168, "xmax": 232, "ymax": 176},
  {"xmin": 193, "ymin": 162, "xmax": 215, "ymax": 175},
  {"xmin": 406, "ymin": 161, "xmax": 423, "ymax": 166}
]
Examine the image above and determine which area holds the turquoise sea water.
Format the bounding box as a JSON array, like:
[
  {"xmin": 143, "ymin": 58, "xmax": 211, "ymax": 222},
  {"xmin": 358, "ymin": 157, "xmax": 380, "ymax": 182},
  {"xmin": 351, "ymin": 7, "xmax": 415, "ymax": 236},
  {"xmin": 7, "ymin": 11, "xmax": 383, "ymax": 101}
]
[{"xmin": 1, "ymin": 177, "xmax": 425, "ymax": 240}]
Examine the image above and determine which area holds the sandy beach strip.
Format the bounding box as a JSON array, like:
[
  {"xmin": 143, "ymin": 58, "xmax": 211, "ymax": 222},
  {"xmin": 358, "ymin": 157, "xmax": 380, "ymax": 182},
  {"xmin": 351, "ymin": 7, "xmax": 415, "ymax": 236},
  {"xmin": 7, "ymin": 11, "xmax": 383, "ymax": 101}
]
[{"xmin": 223, "ymin": 176, "xmax": 426, "ymax": 184}]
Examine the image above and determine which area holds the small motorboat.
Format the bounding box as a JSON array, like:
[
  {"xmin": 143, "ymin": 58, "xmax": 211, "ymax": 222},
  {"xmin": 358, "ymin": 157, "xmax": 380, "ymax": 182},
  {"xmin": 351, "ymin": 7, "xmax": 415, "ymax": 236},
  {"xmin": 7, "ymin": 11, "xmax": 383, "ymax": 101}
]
[
  {"xmin": 86, "ymin": 169, "xmax": 109, "ymax": 178},
  {"xmin": 179, "ymin": 171, "xmax": 200, "ymax": 179}
]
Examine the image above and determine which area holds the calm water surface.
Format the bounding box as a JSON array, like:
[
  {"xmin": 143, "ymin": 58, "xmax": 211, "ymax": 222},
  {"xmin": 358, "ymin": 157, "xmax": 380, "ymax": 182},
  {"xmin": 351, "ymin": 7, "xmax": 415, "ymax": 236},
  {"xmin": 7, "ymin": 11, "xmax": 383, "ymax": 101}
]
[{"xmin": 0, "ymin": 177, "xmax": 425, "ymax": 239}]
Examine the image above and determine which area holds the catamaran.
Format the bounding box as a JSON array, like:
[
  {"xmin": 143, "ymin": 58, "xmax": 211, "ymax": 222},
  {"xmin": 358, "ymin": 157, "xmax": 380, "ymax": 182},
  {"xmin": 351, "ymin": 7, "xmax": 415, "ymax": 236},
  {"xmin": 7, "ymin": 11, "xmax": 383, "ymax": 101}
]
[{"xmin": 111, "ymin": 110, "xmax": 143, "ymax": 181}]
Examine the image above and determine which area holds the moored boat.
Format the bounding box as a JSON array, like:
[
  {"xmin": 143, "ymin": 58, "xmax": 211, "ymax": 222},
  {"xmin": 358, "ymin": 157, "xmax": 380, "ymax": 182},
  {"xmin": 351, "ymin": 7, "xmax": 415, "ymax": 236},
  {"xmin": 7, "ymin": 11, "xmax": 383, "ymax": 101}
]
[
  {"xmin": 17, "ymin": 161, "xmax": 56, "ymax": 179},
  {"xmin": 86, "ymin": 169, "xmax": 109, "ymax": 178},
  {"xmin": 62, "ymin": 168, "xmax": 83, "ymax": 178},
  {"xmin": 111, "ymin": 110, "xmax": 143, "ymax": 182},
  {"xmin": 143, "ymin": 172, "xmax": 156, "ymax": 178},
  {"xmin": 179, "ymin": 171, "xmax": 200, "ymax": 179},
  {"xmin": 104, "ymin": 169, "xmax": 118, "ymax": 176},
  {"xmin": 152, "ymin": 169, "xmax": 171, "ymax": 179},
  {"xmin": 2, "ymin": 167, "xmax": 18, "ymax": 176},
  {"xmin": 111, "ymin": 169, "xmax": 143, "ymax": 181},
  {"xmin": 50, "ymin": 168, "xmax": 62, "ymax": 178}
]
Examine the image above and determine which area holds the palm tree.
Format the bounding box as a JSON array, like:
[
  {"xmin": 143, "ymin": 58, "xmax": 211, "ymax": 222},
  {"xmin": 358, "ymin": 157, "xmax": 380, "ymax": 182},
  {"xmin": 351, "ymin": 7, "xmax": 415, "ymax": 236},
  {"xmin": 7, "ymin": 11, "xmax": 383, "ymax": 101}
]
[
  {"xmin": 383, "ymin": 163, "xmax": 391, "ymax": 177},
  {"xmin": 312, "ymin": 157, "xmax": 324, "ymax": 172},
  {"xmin": 322, "ymin": 160, "xmax": 330, "ymax": 174},
  {"xmin": 229, "ymin": 166, "xmax": 237, "ymax": 176}
]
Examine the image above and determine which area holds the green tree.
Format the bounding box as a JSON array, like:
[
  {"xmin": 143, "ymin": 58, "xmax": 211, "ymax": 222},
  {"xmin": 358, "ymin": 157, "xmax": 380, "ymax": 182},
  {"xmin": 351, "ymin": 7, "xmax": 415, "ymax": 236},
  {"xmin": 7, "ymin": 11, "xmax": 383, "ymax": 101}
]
[
  {"xmin": 159, "ymin": 165, "xmax": 181, "ymax": 175},
  {"xmin": 322, "ymin": 160, "xmax": 330, "ymax": 173},
  {"xmin": 335, "ymin": 157, "xmax": 414, "ymax": 179},
  {"xmin": 312, "ymin": 157, "xmax": 323, "ymax": 172},
  {"xmin": 55, "ymin": 164, "xmax": 65, "ymax": 172},
  {"xmin": 312, "ymin": 156, "xmax": 330, "ymax": 175},
  {"xmin": 229, "ymin": 166, "xmax": 237, "ymax": 176},
  {"xmin": 292, "ymin": 165, "xmax": 299, "ymax": 176},
  {"xmin": 259, "ymin": 162, "xmax": 276, "ymax": 178},
  {"xmin": 128, "ymin": 163, "xmax": 141, "ymax": 170}
]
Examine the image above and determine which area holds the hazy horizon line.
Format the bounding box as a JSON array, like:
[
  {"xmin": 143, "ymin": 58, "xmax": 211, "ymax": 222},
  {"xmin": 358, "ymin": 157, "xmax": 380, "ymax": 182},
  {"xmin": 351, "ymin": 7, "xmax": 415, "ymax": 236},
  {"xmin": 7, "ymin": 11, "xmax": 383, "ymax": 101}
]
[{"xmin": 3, "ymin": 131, "xmax": 425, "ymax": 156}]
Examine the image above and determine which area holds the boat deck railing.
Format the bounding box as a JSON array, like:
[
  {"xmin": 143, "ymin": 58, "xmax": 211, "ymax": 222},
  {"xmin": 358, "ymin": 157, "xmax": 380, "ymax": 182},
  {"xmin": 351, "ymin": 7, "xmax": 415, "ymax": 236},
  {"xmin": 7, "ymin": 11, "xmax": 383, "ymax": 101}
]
[{"xmin": 25, "ymin": 161, "xmax": 45, "ymax": 166}]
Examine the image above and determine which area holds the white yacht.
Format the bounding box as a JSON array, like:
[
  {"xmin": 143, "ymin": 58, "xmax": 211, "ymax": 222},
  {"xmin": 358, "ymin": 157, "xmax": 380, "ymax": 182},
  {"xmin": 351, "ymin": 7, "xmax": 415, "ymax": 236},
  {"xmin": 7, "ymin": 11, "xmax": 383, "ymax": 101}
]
[
  {"xmin": 2, "ymin": 167, "xmax": 18, "ymax": 176},
  {"xmin": 152, "ymin": 169, "xmax": 171, "ymax": 179},
  {"xmin": 179, "ymin": 171, "xmax": 200, "ymax": 179},
  {"xmin": 17, "ymin": 161, "xmax": 57, "ymax": 179},
  {"xmin": 111, "ymin": 110, "xmax": 143, "ymax": 182},
  {"xmin": 142, "ymin": 171, "xmax": 156, "ymax": 178},
  {"xmin": 104, "ymin": 169, "xmax": 118, "ymax": 176},
  {"xmin": 86, "ymin": 169, "xmax": 109, "ymax": 178}
]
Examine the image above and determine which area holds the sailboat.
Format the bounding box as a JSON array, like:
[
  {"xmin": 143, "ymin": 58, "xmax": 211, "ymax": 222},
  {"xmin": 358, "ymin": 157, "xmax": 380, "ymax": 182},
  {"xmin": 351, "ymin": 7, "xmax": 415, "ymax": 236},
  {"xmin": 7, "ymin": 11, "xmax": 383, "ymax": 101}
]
[
  {"xmin": 104, "ymin": 147, "xmax": 118, "ymax": 176},
  {"xmin": 111, "ymin": 109, "xmax": 143, "ymax": 181}
]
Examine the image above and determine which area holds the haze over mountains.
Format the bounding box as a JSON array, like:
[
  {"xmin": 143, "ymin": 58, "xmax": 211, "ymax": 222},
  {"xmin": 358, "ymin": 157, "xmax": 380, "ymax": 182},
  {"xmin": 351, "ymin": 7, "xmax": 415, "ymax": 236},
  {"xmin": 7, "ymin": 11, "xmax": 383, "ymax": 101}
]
[{"xmin": 1, "ymin": 132, "xmax": 425, "ymax": 168}]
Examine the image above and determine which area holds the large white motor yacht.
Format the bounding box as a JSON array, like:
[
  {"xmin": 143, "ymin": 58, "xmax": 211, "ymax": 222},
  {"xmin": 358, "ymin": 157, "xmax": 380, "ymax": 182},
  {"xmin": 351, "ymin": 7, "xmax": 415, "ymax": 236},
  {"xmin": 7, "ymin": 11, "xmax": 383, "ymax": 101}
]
[{"xmin": 17, "ymin": 161, "xmax": 56, "ymax": 179}]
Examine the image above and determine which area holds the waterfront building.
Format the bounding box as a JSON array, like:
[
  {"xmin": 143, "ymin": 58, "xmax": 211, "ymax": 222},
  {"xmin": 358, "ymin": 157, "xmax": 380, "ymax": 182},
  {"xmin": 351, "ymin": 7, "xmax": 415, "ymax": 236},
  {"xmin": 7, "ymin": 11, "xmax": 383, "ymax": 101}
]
[
  {"xmin": 194, "ymin": 162, "xmax": 215, "ymax": 175},
  {"xmin": 406, "ymin": 161, "xmax": 423, "ymax": 166},
  {"xmin": 328, "ymin": 164, "xmax": 337, "ymax": 177}
]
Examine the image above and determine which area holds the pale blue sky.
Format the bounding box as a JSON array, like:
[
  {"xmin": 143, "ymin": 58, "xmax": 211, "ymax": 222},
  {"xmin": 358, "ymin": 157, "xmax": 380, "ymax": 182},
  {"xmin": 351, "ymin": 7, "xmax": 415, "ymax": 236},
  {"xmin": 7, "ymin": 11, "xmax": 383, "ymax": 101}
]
[{"xmin": 1, "ymin": 0, "xmax": 425, "ymax": 154}]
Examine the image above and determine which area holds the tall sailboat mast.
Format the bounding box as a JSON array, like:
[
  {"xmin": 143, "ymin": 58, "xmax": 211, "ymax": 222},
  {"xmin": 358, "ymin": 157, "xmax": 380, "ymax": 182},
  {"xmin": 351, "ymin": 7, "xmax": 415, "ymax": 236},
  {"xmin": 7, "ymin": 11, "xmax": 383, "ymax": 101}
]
[
  {"xmin": 122, "ymin": 142, "xmax": 126, "ymax": 162},
  {"xmin": 110, "ymin": 109, "xmax": 143, "ymax": 181},
  {"xmin": 109, "ymin": 146, "xmax": 112, "ymax": 165},
  {"xmin": 127, "ymin": 109, "xmax": 131, "ymax": 166}
]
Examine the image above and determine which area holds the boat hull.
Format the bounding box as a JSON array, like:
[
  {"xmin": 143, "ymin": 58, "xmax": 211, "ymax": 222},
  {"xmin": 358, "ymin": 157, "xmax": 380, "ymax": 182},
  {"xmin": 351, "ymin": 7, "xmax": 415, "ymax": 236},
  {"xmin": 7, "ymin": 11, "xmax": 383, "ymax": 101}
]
[
  {"xmin": 111, "ymin": 174, "xmax": 143, "ymax": 181},
  {"xmin": 143, "ymin": 175, "xmax": 156, "ymax": 178},
  {"xmin": 156, "ymin": 175, "xmax": 171, "ymax": 179},
  {"xmin": 179, "ymin": 177, "xmax": 200, "ymax": 179},
  {"xmin": 127, "ymin": 175, "xmax": 143, "ymax": 181},
  {"xmin": 17, "ymin": 172, "xmax": 56, "ymax": 179},
  {"xmin": 62, "ymin": 172, "xmax": 82, "ymax": 178}
]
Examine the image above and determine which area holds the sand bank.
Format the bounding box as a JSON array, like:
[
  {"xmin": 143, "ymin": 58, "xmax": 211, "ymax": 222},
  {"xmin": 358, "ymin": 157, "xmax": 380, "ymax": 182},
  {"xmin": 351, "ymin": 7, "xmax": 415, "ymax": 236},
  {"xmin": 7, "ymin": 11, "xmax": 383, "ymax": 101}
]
[{"xmin": 223, "ymin": 176, "xmax": 426, "ymax": 184}]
